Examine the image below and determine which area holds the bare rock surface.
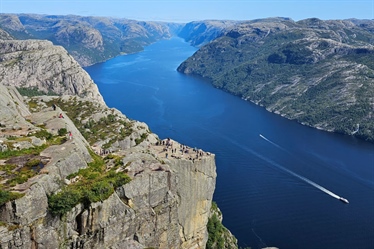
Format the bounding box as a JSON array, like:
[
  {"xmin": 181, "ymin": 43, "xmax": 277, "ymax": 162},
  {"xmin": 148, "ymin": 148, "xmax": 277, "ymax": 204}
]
[
  {"xmin": 0, "ymin": 84, "xmax": 218, "ymax": 249},
  {"xmin": 0, "ymin": 39, "xmax": 104, "ymax": 104}
]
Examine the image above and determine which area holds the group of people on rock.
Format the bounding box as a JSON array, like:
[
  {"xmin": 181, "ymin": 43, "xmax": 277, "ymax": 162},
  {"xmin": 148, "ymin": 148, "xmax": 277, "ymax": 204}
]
[{"xmin": 156, "ymin": 138, "xmax": 207, "ymax": 162}]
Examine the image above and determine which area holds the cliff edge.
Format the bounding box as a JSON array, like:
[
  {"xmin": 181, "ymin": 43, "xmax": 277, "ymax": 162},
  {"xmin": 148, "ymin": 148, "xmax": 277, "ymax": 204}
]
[{"xmin": 0, "ymin": 39, "xmax": 217, "ymax": 248}]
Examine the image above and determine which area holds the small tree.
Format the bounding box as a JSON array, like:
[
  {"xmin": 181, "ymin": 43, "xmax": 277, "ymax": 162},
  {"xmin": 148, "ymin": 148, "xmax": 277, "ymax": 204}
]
[{"xmin": 58, "ymin": 128, "xmax": 67, "ymax": 136}]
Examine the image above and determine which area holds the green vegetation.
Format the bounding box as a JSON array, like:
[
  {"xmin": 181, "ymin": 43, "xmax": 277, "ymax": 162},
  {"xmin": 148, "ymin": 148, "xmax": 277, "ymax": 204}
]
[
  {"xmin": 17, "ymin": 87, "xmax": 58, "ymax": 97},
  {"xmin": 179, "ymin": 20, "xmax": 374, "ymax": 142},
  {"xmin": 0, "ymin": 144, "xmax": 47, "ymax": 160},
  {"xmin": 206, "ymin": 202, "xmax": 239, "ymax": 249},
  {"xmin": 135, "ymin": 133, "xmax": 148, "ymax": 145},
  {"xmin": 207, "ymin": 213, "xmax": 225, "ymax": 249},
  {"xmin": 27, "ymin": 99, "xmax": 39, "ymax": 110},
  {"xmin": 0, "ymin": 189, "xmax": 24, "ymax": 206},
  {"xmin": 48, "ymin": 151, "xmax": 131, "ymax": 216},
  {"xmin": 58, "ymin": 128, "xmax": 67, "ymax": 136},
  {"xmin": 104, "ymin": 154, "xmax": 125, "ymax": 168},
  {"xmin": 0, "ymin": 127, "xmax": 68, "ymax": 200},
  {"xmin": 45, "ymin": 97, "xmax": 134, "ymax": 146},
  {"xmin": 5, "ymin": 160, "xmax": 40, "ymax": 187},
  {"xmin": 32, "ymin": 129, "xmax": 53, "ymax": 140}
]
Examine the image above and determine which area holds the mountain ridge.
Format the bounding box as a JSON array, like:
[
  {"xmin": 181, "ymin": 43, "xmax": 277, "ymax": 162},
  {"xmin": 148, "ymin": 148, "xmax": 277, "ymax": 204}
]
[
  {"xmin": 178, "ymin": 18, "xmax": 374, "ymax": 142},
  {"xmin": 0, "ymin": 14, "xmax": 181, "ymax": 66}
]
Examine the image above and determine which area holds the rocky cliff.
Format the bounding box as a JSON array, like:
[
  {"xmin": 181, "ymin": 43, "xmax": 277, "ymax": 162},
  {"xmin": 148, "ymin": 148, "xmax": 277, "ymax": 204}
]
[
  {"xmin": 0, "ymin": 14, "xmax": 181, "ymax": 66},
  {"xmin": 178, "ymin": 18, "xmax": 374, "ymax": 142},
  {"xmin": 0, "ymin": 39, "xmax": 104, "ymax": 104},
  {"xmin": 178, "ymin": 20, "xmax": 238, "ymax": 47},
  {"xmin": 0, "ymin": 39, "xmax": 218, "ymax": 248},
  {"xmin": 0, "ymin": 87, "xmax": 217, "ymax": 249}
]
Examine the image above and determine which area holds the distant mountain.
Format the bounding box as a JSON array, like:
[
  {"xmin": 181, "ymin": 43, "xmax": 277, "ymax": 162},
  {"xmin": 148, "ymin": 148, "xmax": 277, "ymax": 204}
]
[
  {"xmin": 0, "ymin": 14, "xmax": 182, "ymax": 66},
  {"xmin": 178, "ymin": 18, "xmax": 374, "ymax": 142},
  {"xmin": 178, "ymin": 20, "xmax": 239, "ymax": 47}
]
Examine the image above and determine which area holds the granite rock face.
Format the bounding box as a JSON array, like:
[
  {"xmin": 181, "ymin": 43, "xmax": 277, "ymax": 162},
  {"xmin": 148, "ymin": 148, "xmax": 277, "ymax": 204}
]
[
  {"xmin": 0, "ymin": 84, "xmax": 216, "ymax": 248},
  {"xmin": 0, "ymin": 33, "xmax": 220, "ymax": 249},
  {"xmin": 0, "ymin": 39, "xmax": 104, "ymax": 104}
]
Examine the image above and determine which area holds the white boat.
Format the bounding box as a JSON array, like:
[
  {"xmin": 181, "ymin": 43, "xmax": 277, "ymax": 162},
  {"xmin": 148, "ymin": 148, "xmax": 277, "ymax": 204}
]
[{"xmin": 339, "ymin": 197, "xmax": 349, "ymax": 204}]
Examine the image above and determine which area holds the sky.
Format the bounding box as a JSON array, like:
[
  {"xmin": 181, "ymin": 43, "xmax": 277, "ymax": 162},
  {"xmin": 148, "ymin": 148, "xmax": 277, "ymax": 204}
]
[{"xmin": 0, "ymin": 0, "xmax": 373, "ymax": 23}]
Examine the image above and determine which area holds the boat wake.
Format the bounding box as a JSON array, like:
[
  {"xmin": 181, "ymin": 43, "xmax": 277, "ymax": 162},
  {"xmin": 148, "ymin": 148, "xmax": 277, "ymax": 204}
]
[
  {"xmin": 277, "ymin": 161, "xmax": 341, "ymax": 199},
  {"xmin": 258, "ymin": 134, "xmax": 349, "ymax": 203},
  {"xmin": 203, "ymin": 131, "xmax": 349, "ymax": 204},
  {"xmin": 259, "ymin": 134, "xmax": 285, "ymax": 151}
]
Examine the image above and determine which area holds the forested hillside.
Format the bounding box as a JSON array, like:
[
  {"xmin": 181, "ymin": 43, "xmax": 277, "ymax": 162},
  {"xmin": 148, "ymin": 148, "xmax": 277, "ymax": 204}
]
[{"xmin": 178, "ymin": 18, "xmax": 374, "ymax": 142}]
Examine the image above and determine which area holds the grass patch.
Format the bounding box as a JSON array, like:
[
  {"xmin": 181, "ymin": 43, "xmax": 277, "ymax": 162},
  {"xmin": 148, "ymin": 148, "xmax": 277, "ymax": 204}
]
[
  {"xmin": 135, "ymin": 132, "xmax": 148, "ymax": 145},
  {"xmin": 31, "ymin": 129, "xmax": 53, "ymax": 140},
  {"xmin": 27, "ymin": 99, "xmax": 39, "ymax": 110},
  {"xmin": 1, "ymin": 128, "xmax": 68, "ymax": 160},
  {"xmin": 0, "ymin": 144, "xmax": 47, "ymax": 160},
  {"xmin": 45, "ymin": 97, "xmax": 134, "ymax": 146},
  {"xmin": 0, "ymin": 128, "xmax": 67, "ymax": 195},
  {"xmin": 17, "ymin": 87, "xmax": 58, "ymax": 97},
  {"xmin": 48, "ymin": 150, "xmax": 131, "ymax": 216},
  {"xmin": 0, "ymin": 189, "xmax": 24, "ymax": 206},
  {"xmin": 3, "ymin": 158, "xmax": 43, "ymax": 187}
]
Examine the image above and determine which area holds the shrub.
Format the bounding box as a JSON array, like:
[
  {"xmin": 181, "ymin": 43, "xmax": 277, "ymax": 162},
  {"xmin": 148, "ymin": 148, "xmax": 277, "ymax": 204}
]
[
  {"xmin": 58, "ymin": 128, "xmax": 67, "ymax": 136},
  {"xmin": 48, "ymin": 188, "xmax": 83, "ymax": 216},
  {"xmin": 84, "ymin": 181, "xmax": 113, "ymax": 203},
  {"xmin": 0, "ymin": 190, "xmax": 24, "ymax": 206},
  {"xmin": 206, "ymin": 213, "xmax": 225, "ymax": 249},
  {"xmin": 105, "ymin": 171, "xmax": 131, "ymax": 188},
  {"xmin": 48, "ymin": 149, "xmax": 131, "ymax": 216},
  {"xmin": 32, "ymin": 129, "xmax": 53, "ymax": 140},
  {"xmin": 135, "ymin": 133, "xmax": 148, "ymax": 145},
  {"xmin": 25, "ymin": 158, "xmax": 41, "ymax": 168}
]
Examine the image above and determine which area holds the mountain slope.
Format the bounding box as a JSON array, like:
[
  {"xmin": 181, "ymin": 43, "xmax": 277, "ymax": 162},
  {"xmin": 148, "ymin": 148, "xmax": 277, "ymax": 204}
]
[
  {"xmin": 0, "ymin": 14, "xmax": 180, "ymax": 66},
  {"xmin": 178, "ymin": 18, "xmax": 374, "ymax": 142},
  {"xmin": 178, "ymin": 20, "xmax": 239, "ymax": 47},
  {"xmin": 0, "ymin": 39, "xmax": 104, "ymax": 103}
]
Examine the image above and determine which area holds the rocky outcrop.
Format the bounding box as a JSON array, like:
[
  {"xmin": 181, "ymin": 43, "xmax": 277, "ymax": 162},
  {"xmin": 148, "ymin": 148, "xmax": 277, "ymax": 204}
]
[
  {"xmin": 0, "ymin": 39, "xmax": 104, "ymax": 104},
  {"xmin": 57, "ymin": 146, "xmax": 217, "ymax": 249},
  {"xmin": 0, "ymin": 19, "xmax": 228, "ymax": 248},
  {"xmin": 0, "ymin": 84, "xmax": 32, "ymax": 132},
  {"xmin": 0, "ymin": 80, "xmax": 217, "ymax": 248},
  {"xmin": 0, "ymin": 28, "xmax": 13, "ymax": 40}
]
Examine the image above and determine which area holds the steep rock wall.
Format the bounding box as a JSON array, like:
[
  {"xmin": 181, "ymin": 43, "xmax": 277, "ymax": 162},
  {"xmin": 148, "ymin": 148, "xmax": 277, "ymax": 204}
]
[
  {"xmin": 0, "ymin": 84, "xmax": 217, "ymax": 249},
  {"xmin": 0, "ymin": 39, "xmax": 104, "ymax": 104}
]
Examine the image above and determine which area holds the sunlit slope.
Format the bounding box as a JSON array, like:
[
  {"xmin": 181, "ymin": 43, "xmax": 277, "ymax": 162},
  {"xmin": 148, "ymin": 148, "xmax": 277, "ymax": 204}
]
[
  {"xmin": 0, "ymin": 14, "xmax": 180, "ymax": 66},
  {"xmin": 178, "ymin": 18, "xmax": 374, "ymax": 142}
]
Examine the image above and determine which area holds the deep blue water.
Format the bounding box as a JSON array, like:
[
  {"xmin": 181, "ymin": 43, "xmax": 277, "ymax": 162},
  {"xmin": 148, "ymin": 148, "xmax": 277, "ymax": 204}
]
[{"xmin": 85, "ymin": 37, "xmax": 374, "ymax": 249}]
